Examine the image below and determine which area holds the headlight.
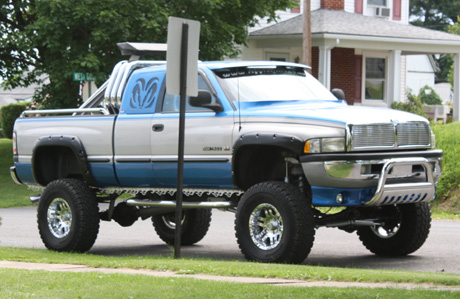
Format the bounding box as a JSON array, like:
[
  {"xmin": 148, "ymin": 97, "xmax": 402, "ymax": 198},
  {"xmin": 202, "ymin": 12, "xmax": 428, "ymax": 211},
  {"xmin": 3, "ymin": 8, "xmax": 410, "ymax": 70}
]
[
  {"xmin": 304, "ymin": 137, "xmax": 345, "ymax": 153},
  {"xmin": 431, "ymin": 130, "xmax": 436, "ymax": 148}
]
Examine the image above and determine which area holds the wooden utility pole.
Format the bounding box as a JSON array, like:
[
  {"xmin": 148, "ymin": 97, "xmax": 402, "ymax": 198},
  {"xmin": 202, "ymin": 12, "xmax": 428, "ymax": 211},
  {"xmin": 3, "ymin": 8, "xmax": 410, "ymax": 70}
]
[{"xmin": 302, "ymin": 0, "xmax": 312, "ymax": 67}]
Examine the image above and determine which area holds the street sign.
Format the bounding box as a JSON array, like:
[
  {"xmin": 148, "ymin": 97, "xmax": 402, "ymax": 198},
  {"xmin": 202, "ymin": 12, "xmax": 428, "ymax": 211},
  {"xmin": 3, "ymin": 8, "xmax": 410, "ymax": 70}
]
[
  {"xmin": 165, "ymin": 16, "xmax": 201, "ymax": 259},
  {"xmin": 73, "ymin": 72, "xmax": 97, "ymax": 81},
  {"xmin": 166, "ymin": 17, "xmax": 200, "ymax": 97}
]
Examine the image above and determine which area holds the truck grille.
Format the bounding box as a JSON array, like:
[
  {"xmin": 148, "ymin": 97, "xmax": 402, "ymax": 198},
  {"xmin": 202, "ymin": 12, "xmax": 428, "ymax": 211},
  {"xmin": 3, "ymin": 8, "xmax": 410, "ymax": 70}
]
[
  {"xmin": 350, "ymin": 122, "xmax": 430, "ymax": 151},
  {"xmin": 397, "ymin": 123, "xmax": 431, "ymax": 146}
]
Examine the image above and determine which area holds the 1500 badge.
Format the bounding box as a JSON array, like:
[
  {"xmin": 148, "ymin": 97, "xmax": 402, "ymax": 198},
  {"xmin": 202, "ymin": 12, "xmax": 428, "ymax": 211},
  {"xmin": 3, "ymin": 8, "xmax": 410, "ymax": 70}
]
[{"xmin": 203, "ymin": 146, "xmax": 230, "ymax": 151}]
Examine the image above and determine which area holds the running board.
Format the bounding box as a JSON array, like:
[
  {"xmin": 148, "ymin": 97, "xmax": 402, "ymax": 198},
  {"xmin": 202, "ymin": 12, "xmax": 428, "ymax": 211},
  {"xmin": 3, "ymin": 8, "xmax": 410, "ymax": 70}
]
[{"xmin": 126, "ymin": 199, "xmax": 237, "ymax": 209}]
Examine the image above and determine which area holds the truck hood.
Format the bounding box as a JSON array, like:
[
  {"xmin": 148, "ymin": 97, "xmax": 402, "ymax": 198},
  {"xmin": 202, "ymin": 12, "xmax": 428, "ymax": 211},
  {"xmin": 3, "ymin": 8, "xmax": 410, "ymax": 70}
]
[{"xmin": 239, "ymin": 100, "xmax": 429, "ymax": 125}]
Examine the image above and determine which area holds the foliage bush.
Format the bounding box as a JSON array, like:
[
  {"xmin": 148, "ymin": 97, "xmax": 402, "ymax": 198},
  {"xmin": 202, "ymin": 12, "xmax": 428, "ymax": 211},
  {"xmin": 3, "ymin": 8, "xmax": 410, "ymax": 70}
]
[
  {"xmin": 419, "ymin": 85, "xmax": 443, "ymax": 105},
  {"xmin": 432, "ymin": 122, "xmax": 460, "ymax": 205},
  {"xmin": 0, "ymin": 102, "xmax": 29, "ymax": 139},
  {"xmin": 391, "ymin": 90, "xmax": 428, "ymax": 118}
]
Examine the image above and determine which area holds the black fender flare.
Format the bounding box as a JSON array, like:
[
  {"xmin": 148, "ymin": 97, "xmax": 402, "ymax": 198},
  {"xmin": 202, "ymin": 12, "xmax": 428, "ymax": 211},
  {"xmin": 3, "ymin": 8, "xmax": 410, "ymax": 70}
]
[
  {"xmin": 232, "ymin": 133, "xmax": 304, "ymax": 187},
  {"xmin": 32, "ymin": 135, "xmax": 97, "ymax": 186}
]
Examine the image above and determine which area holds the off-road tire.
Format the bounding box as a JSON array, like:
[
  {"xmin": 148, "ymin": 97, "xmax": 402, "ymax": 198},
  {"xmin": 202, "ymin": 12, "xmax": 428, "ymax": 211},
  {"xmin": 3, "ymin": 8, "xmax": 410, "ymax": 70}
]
[
  {"xmin": 357, "ymin": 203, "xmax": 431, "ymax": 256},
  {"xmin": 37, "ymin": 179, "xmax": 100, "ymax": 252},
  {"xmin": 235, "ymin": 181, "xmax": 315, "ymax": 264},
  {"xmin": 152, "ymin": 209, "xmax": 212, "ymax": 245}
]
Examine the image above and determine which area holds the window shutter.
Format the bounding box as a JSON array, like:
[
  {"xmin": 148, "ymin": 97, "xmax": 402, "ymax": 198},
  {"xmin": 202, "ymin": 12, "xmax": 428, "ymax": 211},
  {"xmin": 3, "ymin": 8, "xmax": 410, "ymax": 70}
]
[
  {"xmin": 354, "ymin": 56, "xmax": 362, "ymax": 103},
  {"xmin": 393, "ymin": 0, "xmax": 401, "ymax": 20},
  {"xmin": 355, "ymin": 0, "xmax": 363, "ymax": 14}
]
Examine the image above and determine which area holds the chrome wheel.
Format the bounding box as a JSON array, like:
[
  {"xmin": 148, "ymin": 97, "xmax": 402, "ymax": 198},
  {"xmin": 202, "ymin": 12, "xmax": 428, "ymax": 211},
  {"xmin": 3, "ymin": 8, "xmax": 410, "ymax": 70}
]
[
  {"xmin": 370, "ymin": 223, "xmax": 400, "ymax": 239},
  {"xmin": 249, "ymin": 203, "xmax": 284, "ymax": 250},
  {"xmin": 47, "ymin": 198, "xmax": 72, "ymax": 239},
  {"xmin": 161, "ymin": 214, "xmax": 186, "ymax": 230},
  {"xmin": 357, "ymin": 203, "xmax": 431, "ymax": 256}
]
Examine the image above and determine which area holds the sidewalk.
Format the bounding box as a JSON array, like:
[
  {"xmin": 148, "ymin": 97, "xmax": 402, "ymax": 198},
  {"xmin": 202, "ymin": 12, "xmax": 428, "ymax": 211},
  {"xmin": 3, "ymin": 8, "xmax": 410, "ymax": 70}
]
[{"xmin": 1, "ymin": 261, "xmax": 459, "ymax": 292}]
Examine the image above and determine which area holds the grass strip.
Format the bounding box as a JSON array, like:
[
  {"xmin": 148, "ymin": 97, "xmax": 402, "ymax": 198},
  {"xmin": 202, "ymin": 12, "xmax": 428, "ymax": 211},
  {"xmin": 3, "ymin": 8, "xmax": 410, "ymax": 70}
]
[
  {"xmin": 0, "ymin": 247, "xmax": 459, "ymax": 287},
  {"xmin": 0, "ymin": 139, "xmax": 36, "ymax": 208},
  {"xmin": 1, "ymin": 268, "xmax": 457, "ymax": 298}
]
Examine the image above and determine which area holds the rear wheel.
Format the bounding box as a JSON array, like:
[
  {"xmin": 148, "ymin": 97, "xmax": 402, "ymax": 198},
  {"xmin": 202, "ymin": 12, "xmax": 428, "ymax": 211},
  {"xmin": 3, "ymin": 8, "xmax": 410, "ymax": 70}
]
[
  {"xmin": 152, "ymin": 209, "xmax": 212, "ymax": 245},
  {"xmin": 235, "ymin": 181, "xmax": 315, "ymax": 264},
  {"xmin": 37, "ymin": 179, "xmax": 100, "ymax": 252},
  {"xmin": 357, "ymin": 203, "xmax": 431, "ymax": 256}
]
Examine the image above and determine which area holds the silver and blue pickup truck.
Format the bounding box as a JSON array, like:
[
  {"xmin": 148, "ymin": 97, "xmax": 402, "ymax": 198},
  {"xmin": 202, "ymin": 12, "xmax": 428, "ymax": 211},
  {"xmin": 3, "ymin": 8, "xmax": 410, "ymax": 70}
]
[{"xmin": 10, "ymin": 44, "xmax": 442, "ymax": 264}]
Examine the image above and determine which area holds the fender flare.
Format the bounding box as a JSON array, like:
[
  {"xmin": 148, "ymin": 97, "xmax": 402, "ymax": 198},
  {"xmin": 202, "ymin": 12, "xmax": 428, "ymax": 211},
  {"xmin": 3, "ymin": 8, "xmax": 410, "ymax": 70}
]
[
  {"xmin": 32, "ymin": 135, "xmax": 97, "ymax": 186},
  {"xmin": 232, "ymin": 132, "xmax": 304, "ymax": 188}
]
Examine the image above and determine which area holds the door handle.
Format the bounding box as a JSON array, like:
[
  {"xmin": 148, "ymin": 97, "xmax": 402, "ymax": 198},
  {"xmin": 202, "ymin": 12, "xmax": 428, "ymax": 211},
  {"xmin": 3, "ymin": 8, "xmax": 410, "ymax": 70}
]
[{"xmin": 152, "ymin": 124, "xmax": 164, "ymax": 132}]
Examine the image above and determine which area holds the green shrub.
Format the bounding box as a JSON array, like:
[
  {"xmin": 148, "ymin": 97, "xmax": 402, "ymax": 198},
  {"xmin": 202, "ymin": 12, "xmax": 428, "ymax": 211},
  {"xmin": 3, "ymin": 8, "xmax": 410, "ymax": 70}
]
[
  {"xmin": 419, "ymin": 85, "xmax": 443, "ymax": 105},
  {"xmin": 432, "ymin": 122, "xmax": 460, "ymax": 201},
  {"xmin": 0, "ymin": 102, "xmax": 29, "ymax": 139},
  {"xmin": 391, "ymin": 91, "xmax": 428, "ymax": 118}
]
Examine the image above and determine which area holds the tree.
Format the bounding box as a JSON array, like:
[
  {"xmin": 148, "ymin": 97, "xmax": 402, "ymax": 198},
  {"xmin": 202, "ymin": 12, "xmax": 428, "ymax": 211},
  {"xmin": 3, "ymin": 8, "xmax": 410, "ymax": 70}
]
[
  {"xmin": 410, "ymin": 1, "xmax": 460, "ymax": 83},
  {"xmin": 1, "ymin": 0, "xmax": 295, "ymax": 108},
  {"xmin": 418, "ymin": 85, "xmax": 443, "ymax": 105},
  {"xmin": 410, "ymin": 0, "xmax": 460, "ymax": 31}
]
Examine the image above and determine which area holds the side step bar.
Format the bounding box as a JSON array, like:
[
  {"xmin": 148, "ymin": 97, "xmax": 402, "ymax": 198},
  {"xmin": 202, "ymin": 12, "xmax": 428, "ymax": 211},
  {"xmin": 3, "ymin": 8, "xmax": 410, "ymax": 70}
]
[{"xmin": 126, "ymin": 199, "xmax": 237, "ymax": 209}]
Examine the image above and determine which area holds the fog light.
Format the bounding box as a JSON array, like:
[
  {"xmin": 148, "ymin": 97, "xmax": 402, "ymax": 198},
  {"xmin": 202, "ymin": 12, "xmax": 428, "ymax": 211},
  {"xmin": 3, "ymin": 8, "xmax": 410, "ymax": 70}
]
[{"xmin": 336, "ymin": 193, "xmax": 344, "ymax": 204}]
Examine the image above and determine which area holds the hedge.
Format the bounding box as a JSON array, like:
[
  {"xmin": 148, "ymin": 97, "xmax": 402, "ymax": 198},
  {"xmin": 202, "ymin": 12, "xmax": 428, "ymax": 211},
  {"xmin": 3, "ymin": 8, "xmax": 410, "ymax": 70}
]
[{"xmin": 0, "ymin": 102, "xmax": 30, "ymax": 139}]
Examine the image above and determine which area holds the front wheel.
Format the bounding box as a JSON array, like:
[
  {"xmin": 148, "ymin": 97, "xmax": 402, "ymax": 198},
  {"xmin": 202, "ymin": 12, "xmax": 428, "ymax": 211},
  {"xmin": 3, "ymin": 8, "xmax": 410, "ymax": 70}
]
[
  {"xmin": 37, "ymin": 179, "xmax": 100, "ymax": 252},
  {"xmin": 235, "ymin": 181, "xmax": 315, "ymax": 264},
  {"xmin": 357, "ymin": 203, "xmax": 431, "ymax": 256}
]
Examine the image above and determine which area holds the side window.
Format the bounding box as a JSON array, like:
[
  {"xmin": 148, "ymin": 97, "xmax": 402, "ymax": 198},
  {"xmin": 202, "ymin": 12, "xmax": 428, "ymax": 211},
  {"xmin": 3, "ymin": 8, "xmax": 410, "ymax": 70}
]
[
  {"xmin": 161, "ymin": 74, "xmax": 217, "ymax": 113},
  {"xmin": 121, "ymin": 69, "xmax": 165, "ymax": 114}
]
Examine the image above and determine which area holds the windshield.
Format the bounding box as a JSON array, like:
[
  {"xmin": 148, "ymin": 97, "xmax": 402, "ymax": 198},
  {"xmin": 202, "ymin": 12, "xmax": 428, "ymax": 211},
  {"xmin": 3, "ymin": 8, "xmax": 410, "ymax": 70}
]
[{"xmin": 214, "ymin": 66, "xmax": 338, "ymax": 103}]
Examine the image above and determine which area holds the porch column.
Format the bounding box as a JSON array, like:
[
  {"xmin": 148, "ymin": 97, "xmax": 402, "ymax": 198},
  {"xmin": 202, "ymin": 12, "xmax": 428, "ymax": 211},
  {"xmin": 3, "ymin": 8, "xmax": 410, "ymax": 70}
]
[
  {"xmin": 318, "ymin": 46, "xmax": 333, "ymax": 90},
  {"xmin": 388, "ymin": 50, "xmax": 401, "ymax": 106},
  {"xmin": 454, "ymin": 53, "xmax": 460, "ymax": 122}
]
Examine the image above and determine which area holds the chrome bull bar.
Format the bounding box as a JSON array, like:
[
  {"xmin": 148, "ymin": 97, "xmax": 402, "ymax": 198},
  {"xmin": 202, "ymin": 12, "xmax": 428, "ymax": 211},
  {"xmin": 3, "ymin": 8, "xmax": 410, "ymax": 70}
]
[{"xmin": 366, "ymin": 158, "xmax": 435, "ymax": 206}]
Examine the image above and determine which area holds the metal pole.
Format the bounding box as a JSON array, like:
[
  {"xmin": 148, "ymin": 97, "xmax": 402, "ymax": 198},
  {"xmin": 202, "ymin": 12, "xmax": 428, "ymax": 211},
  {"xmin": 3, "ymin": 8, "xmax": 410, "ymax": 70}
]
[{"xmin": 174, "ymin": 22, "xmax": 189, "ymax": 259}]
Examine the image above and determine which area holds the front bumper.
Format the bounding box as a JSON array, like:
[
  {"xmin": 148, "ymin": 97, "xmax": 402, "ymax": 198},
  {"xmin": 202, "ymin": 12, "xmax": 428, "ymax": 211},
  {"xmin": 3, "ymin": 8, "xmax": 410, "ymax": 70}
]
[{"xmin": 300, "ymin": 150, "xmax": 443, "ymax": 207}]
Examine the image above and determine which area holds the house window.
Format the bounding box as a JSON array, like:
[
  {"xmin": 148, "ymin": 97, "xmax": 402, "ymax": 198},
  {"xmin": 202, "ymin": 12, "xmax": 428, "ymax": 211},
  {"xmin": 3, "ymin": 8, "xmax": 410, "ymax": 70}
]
[
  {"xmin": 265, "ymin": 52, "xmax": 290, "ymax": 62},
  {"xmin": 364, "ymin": 57, "xmax": 386, "ymax": 102},
  {"xmin": 367, "ymin": 0, "xmax": 387, "ymax": 6}
]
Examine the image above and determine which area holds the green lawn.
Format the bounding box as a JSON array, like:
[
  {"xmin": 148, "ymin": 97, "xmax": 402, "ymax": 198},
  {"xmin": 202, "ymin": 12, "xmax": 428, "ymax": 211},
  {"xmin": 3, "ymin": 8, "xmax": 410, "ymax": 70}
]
[
  {"xmin": 0, "ymin": 139, "xmax": 36, "ymax": 208},
  {"xmin": 0, "ymin": 247, "xmax": 459, "ymax": 297},
  {"xmin": 2, "ymin": 268, "xmax": 456, "ymax": 299},
  {"xmin": 1, "ymin": 247, "xmax": 460, "ymax": 287}
]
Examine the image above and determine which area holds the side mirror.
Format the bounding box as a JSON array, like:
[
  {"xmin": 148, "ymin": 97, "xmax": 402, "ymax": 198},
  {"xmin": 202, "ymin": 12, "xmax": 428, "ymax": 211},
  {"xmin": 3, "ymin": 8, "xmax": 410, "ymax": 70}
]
[
  {"xmin": 189, "ymin": 90, "xmax": 224, "ymax": 113},
  {"xmin": 331, "ymin": 88, "xmax": 345, "ymax": 101}
]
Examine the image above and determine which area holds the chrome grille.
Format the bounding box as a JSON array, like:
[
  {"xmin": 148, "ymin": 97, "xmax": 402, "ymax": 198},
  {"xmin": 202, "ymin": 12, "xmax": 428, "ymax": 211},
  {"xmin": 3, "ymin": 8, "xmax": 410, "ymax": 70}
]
[
  {"xmin": 350, "ymin": 122, "xmax": 430, "ymax": 151},
  {"xmin": 397, "ymin": 123, "xmax": 430, "ymax": 146},
  {"xmin": 351, "ymin": 124, "xmax": 395, "ymax": 149}
]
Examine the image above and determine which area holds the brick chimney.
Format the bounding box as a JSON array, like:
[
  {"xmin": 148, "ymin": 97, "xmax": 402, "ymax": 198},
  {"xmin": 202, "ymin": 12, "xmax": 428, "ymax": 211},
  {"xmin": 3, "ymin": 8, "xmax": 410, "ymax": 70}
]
[{"xmin": 321, "ymin": 0, "xmax": 344, "ymax": 10}]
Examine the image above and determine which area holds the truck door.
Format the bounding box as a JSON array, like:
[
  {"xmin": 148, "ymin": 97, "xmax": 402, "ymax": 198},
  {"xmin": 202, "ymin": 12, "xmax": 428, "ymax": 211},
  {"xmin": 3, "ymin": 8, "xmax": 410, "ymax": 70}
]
[
  {"xmin": 150, "ymin": 73, "xmax": 234, "ymax": 189},
  {"xmin": 114, "ymin": 68, "xmax": 165, "ymax": 187}
]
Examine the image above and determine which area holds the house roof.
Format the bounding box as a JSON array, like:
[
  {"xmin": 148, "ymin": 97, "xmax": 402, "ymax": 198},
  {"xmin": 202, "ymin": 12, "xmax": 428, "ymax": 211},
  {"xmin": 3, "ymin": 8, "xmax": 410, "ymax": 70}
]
[{"xmin": 250, "ymin": 9, "xmax": 460, "ymax": 53}]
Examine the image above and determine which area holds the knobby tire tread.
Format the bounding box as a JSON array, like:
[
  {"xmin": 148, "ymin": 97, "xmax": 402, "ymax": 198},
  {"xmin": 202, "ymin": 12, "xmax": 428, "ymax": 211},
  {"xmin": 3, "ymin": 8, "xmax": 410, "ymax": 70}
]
[{"xmin": 37, "ymin": 179, "xmax": 99, "ymax": 253}]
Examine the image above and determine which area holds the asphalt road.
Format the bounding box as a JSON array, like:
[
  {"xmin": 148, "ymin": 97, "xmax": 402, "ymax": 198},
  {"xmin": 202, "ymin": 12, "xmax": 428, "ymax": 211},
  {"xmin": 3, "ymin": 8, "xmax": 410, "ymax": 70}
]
[{"xmin": 1, "ymin": 206, "xmax": 459, "ymax": 274}]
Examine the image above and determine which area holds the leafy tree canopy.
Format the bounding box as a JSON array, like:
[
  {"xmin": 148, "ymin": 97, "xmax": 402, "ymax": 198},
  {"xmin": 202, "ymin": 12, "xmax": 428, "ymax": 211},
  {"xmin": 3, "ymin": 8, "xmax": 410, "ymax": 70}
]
[
  {"xmin": 418, "ymin": 85, "xmax": 443, "ymax": 105},
  {"xmin": 410, "ymin": 0, "xmax": 460, "ymax": 31},
  {"xmin": 1, "ymin": 0, "xmax": 295, "ymax": 108},
  {"xmin": 410, "ymin": 1, "xmax": 460, "ymax": 83}
]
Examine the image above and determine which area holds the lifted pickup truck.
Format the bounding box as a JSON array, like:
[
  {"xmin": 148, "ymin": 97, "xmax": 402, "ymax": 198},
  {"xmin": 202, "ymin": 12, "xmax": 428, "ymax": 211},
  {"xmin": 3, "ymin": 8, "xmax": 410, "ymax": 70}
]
[{"xmin": 10, "ymin": 43, "xmax": 442, "ymax": 264}]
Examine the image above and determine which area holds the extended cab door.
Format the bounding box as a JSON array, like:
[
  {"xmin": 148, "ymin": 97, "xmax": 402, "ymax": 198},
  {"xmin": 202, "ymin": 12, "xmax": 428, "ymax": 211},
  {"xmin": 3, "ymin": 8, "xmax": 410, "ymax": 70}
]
[
  {"xmin": 113, "ymin": 67, "xmax": 166, "ymax": 187},
  {"xmin": 150, "ymin": 72, "xmax": 235, "ymax": 188}
]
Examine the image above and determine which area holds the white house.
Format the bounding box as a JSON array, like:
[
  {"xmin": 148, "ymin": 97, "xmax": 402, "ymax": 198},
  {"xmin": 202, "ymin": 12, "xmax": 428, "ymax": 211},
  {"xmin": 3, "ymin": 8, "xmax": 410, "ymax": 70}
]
[{"xmin": 237, "ymin": 0, "xmax": 460, "ymax": 120}]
